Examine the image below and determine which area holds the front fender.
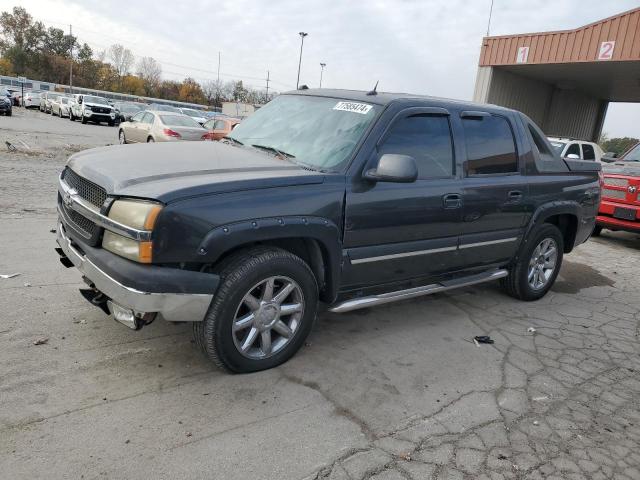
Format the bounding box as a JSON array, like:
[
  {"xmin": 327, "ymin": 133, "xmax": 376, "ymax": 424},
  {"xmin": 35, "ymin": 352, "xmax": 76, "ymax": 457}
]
[{"xmin": 196, "ymin": 215, "xmax": 342, "ymax": 300}]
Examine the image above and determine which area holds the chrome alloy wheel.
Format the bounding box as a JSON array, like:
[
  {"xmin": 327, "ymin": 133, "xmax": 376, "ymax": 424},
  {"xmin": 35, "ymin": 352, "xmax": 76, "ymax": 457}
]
[
  {"xmin": 232, "ymin": 276, "xmax": 304, "ymax": 359},
  {"xmin": 528, "ymin": 238, "xmax": 558, "ymax": 290}
]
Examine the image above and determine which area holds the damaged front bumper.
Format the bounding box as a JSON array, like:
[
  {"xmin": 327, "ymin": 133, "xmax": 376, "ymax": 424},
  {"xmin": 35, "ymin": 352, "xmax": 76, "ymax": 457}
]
[{"xmin": 56, "ymin": 222, "xmax": 216, "ymax": 328}]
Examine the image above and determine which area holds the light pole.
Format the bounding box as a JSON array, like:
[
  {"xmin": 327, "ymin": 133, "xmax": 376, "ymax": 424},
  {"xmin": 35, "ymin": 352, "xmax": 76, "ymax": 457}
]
[
  {"xmin": 296, "ymin": 32, "xmax": 308, "ymax": 89},
  {"xmin": 319, "ymin": 63, "xmax": 326, "ymax": 88}
]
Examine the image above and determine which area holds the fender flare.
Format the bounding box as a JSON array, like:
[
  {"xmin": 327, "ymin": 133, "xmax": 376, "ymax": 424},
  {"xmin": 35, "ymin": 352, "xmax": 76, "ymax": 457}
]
[
  {"xmin": 516, "ymin": 201, "xmax": 581, "ymax": 259},
  {"xmin": 197, "ymin": 216, "xmax": 342, "ymax": 301}
]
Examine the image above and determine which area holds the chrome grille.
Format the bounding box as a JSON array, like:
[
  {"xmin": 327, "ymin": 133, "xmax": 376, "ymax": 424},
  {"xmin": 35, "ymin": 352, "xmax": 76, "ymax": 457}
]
[
  {"xmin": 61, "ymin": 201, "xmax": 97, "ymax": 237},
  {"xmin": 63, "ymin": 168, "xmax": 107, "ymax": 208},
  {"xmin": 602, "ymin": 188, "xmax": 627, "ymax": 200},
  {"xmin": 604, "ymin": 177, "xmax": 629, "ymax": 187}
]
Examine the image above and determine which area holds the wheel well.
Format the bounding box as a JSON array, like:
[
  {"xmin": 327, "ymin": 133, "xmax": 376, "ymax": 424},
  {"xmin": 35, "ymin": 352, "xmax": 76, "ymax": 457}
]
[
  {"xmin": 208, "ymin": 238, "xmax": 334, "ymax": 303},
  {"xmin": 544, "ymin": 214, "xmax": 578, "ymax": 253}
]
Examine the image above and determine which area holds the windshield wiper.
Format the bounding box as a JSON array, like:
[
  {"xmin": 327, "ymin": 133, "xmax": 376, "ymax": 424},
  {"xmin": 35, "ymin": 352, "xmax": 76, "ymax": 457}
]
[
  {"xmin": 223, "ymin": 137, "xmax": 244, "ymax": 146},
  {"xmin": 251, "ymin": 144, "xmax": 295, "ymax": 158}
]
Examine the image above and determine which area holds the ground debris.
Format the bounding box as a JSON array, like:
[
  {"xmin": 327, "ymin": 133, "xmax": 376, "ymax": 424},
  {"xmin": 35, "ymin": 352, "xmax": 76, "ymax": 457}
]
[
  {"xmin": 33, "ymin": 337, "xmax": 49, "ymax": 346},
  {"xmin": 0, "ymin": 272, "xmax": 20, "ymax": 279}
]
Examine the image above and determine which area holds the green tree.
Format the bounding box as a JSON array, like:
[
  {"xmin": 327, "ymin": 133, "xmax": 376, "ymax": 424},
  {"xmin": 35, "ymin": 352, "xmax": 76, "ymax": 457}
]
[{"xmin": 600, "ymin": 136, "xmax": 639, "ymax": 156}]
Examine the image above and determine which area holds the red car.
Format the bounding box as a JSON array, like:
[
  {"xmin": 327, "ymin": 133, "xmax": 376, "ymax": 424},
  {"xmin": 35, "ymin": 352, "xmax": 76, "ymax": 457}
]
[{"xmin": 595, "ymin": 143, "xmax": 640, "ymax": 235}]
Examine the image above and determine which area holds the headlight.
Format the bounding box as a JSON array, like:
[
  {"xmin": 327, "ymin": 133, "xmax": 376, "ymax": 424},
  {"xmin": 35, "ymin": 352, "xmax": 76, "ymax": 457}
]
[
  {"xmin": 102, "ymin": 199, "xmax": 163, "ymax": 263},
  {"xmin": 84, "ymin": 108, "xmax": 92, "ymax": 114}
]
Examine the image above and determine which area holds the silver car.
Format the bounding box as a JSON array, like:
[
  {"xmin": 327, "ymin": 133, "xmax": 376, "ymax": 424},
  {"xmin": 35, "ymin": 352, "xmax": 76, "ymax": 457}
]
[
  {"xmin": 51, "ymin": 96, "xmax": 71, "ymax": 117},
  {"xmin": 41, "ymin": 92, "xmax": 64, "ymax": 113},
  {"xmin": 118, "ymin": 111, "xmax": 207, "ymax": 143}
]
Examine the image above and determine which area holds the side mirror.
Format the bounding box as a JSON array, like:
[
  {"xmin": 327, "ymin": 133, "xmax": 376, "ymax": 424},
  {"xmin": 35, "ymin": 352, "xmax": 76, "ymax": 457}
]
[
  {"xmin": 601, "ymin": 152, "xmax": 618, "ymax": 163},
  {"xmin": 364, "ymin": 154, "xmax": 418, "ymax": 183},
  {"xmin": 565, "ymin": 153, "xmax": 580, "ymax": 159}
]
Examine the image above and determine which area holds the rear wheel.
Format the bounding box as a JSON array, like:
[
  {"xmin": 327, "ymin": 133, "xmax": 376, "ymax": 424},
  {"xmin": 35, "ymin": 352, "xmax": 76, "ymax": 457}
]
[
  {"xmin": 118, "ymin": 130, "xmax": 126, "ymax": 144},
  {"xmin": 147, "ymin": 136, "xmax": 154, "ymax": 143},
  {"xmin": 193, "ymin": 247, "xmax": 318, "ymax": 373},
  {"xmin": 502, "ymin": 223, "xmax": 564, "ymax": 301},
  {"xmin": 81, "ymin": 116, "xmax": 87, "ymax": 124},
  {"xmin": 592, "ymin": 225, "xmax": 603, "ymax": 237}
]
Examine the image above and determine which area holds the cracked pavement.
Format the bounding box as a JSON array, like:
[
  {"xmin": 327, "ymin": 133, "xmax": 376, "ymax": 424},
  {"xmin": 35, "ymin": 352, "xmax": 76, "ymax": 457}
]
[{"xmin": 1, "ymin": 109, "xmax": 640, "ymax": 479}]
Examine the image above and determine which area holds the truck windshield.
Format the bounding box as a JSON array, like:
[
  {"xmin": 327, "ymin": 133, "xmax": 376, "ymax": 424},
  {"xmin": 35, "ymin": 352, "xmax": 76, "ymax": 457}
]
[
  {"xmin": 84, "ymin": 96, "xmax": 109, "ymax": 105},
  {"xmin": 623, "ymin": 143, "xmax": 640, "ymax": 162},
  {"xmin": 549, "ymin": 141, "xmax": 566, "ymax": 155},
  {"xmin": 228, "ymin": 95, "xmax": 381, "ymax": 171}
]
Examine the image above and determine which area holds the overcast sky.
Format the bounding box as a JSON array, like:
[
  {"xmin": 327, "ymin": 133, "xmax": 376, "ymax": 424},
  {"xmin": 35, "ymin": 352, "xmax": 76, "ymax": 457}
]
[{"xmin": 15, "ymin": 0, "xmax": 640, "ymax": 138}]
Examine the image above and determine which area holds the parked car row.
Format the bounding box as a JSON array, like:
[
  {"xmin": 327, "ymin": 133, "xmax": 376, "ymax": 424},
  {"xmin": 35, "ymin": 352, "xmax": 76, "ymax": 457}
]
[{"xmin": 118, "ymin": 110, "xmax": 241, "ymax": 143}]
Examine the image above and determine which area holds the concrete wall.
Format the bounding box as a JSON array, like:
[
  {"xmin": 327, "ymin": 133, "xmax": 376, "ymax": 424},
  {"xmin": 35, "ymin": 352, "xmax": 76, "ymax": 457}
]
[{"xmin": 472, "ymin": 66, "xmax": 607, "ymax": 141}]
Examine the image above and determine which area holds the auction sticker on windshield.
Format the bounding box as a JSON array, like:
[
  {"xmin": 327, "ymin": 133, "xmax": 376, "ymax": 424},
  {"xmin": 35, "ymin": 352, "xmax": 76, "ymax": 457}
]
[{"xmin": 333, "ymin": 101, "xmax": 372, "ymax": 114}]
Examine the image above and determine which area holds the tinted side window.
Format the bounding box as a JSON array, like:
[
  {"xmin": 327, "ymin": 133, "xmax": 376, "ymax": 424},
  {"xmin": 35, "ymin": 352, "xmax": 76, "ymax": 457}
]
[
  {"xmin": 142, "ymin": 112, "xmax": 154, "ymax": 124},
  {"xmin": 214, "ymin": 120, "xmax": 227, "ymax": 130},
  {"xmin": 582, "ymin": 144, "xmax": 595, "ymax": 160},
  {"xmin": 565, "ymin": 143, "xmax": 580, "ymax": 157},
  {"xmin": 379, "ymin": 114, "xmax": 454, "ymax": 178},
  {"xmin": 463, "ymin": 116, "xmax": 518, "ymax": 175}
]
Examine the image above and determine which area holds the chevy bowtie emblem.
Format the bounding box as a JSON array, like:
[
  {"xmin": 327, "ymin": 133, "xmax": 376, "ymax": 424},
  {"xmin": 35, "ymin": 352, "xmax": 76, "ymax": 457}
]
[
  {"xmin": 629, "ymin": 185, "xmax": 638, "ymax": 194},
  {"xmin": 63, "ymin": 188, "xmax": 77, "ymax": 208}
]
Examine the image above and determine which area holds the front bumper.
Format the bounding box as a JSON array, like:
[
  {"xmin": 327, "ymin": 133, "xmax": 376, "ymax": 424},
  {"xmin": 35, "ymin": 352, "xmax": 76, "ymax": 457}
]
[
  {"xmin": 56, "ymin": 222, "xmax": 216, "ymax": 323},
  {"xmin": 597, "ymin": 200, "xmax": 640, "ymax": 233},
  {"xmin": 84, "ymin": 111, "xmax": 115, "ymax": 121},
  {"xmin": 0, "ymin": 103, "xmax": 11, "ymax": 112}
]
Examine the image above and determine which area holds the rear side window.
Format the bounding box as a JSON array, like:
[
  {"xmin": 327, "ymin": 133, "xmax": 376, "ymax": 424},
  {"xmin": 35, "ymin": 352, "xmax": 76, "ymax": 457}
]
[
  {"xmin": 142, "ymin": 112, "xmax": 154, "ymax": 124},
  {"xmin": 379, "ymin": 114, "xmax": 454, "ymax": 178},
  {"xmin": 582, "ymin": 144, "xmax": 595, "ymax": 160},
  {"xmin": 462, "ymin": 116, "xmax": 518, "ymax": 175},
  {"xmin": 565, "ymin": 143, "xmax": 580, "ymax": 157}
]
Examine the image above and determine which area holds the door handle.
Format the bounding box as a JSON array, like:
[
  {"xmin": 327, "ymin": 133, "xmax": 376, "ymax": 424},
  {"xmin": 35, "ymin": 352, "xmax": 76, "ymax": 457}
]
[
  {"xmin": 443, "ymin": 193, "xmax": 462, "ymax": 209},
  {"xmin": 508, "ymin": 190, "xmax": 523, "ymax": 202}
]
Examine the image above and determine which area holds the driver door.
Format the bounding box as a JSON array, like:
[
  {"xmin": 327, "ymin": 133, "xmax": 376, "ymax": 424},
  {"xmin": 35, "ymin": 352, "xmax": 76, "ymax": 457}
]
[{"xmin": 342, "ymin": 107, "xmax": 464, "ymax": 289}]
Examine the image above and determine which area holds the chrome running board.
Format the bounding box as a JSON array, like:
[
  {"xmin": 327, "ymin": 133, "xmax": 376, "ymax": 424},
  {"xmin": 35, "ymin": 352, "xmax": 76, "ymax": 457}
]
[{"xmin": 329, "ymin": 269, "xmax": 508, "ymax": 313}]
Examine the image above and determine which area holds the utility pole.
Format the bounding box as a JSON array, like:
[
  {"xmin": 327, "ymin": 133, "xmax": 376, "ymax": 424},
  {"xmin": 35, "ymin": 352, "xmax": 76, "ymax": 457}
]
[
  {"xmin": 69, "ymin": 24, "xmax": 73, "ymax": 94},
  {"xmin": 265, "ymin": 70, "xmax": 270, "ymax": 103},
  {"xmin": 296, "ymin": 32, "xmax": 308, "ymax": 89},
  {"xmin": 319, "ymin": 63, "xmax": 326, "ymax": 88},
  {"xmin": 214, "ymin": 51, "xmax": 221, "ymax": 110},
  {"xmin": 486, "ymin": 0, "xmax": 494, "ymax": 36}
]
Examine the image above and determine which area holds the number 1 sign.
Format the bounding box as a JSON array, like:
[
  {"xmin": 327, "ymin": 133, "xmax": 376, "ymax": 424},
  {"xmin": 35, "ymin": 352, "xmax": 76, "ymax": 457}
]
[
  {"xmin": 516, "ymin": 47, "xmax": 529, "ymax": 64},
  {"xmin": 598, "ymin": 41, "xmax": 615, "ymax": 61}
]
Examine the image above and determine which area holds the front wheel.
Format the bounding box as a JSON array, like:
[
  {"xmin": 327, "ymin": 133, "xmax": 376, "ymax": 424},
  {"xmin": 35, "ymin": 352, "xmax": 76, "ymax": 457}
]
[
  {"xmin": 118, "ymin": 130, "xmax": 126, "ymax": 144},
  {"xmin": 81, "ymin": 116, "xmax": 87, "ymax": 124},
  {"xmin": 501, "ymin": 223, "xmax": 564, "ymax": 301},
  {"xmin": 147, "ymin": 136, "xmax": 154, "ymax": 143},
  {"xmin": 193, "ymin": 247, "xmax": 318, "ymax": 373},
  {"xmin": 592, "ymin": 225, "xmax": 603, "ymax": 237}
]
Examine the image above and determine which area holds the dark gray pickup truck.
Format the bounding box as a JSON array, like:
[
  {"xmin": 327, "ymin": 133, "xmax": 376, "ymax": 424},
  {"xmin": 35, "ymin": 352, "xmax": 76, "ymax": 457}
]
[{"xmin": 56, "ymin": 89, "xmax": 601, "ymax": 372}]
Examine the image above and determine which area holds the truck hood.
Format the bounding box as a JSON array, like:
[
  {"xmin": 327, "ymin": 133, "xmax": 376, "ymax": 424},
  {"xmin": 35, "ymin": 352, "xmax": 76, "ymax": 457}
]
[
  {"xmin": 602, "ymin": 161, "xmax": 640, "ymax": 177},
  {"xmin": 67, "ymin": 141, "xmax": 324, "ymax": 203}
]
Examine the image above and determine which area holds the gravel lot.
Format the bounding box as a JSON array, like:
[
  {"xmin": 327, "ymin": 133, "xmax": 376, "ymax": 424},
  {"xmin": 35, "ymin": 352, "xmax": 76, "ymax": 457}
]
[{"xmin": 1, "ymin": 107, "xmax": 640, "ymax": 480}]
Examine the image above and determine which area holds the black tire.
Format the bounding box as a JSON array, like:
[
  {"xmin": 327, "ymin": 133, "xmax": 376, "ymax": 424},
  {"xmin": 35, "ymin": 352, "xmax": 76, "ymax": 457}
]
[
  {"xmin": 6, "ymin": 110, "xmax": 11, "ymax": 116},
  {"xmin": 118, "ymin": 130, "xmax": 127, "ymax": 144},
  {"xmin": 501, "ymin": 223, "xmax": 564, "ymax": 301},
  {"xmin": 108, "ymin": 121, "xmax": 115, "ymax": 127},
  {"xmin": 193, "ymin": 247, "xmax": 319, "ymax": 373},
  {"xmin": 147, "ymin": 136, "xmax": 154, "ymax": 143},
  {"xmin": 81, "ymin": 116, "xmax": 87, "ymax": 124},
  {"xmin": 592, "ymin": 225, "xmax": 603, "ymax": 237}
]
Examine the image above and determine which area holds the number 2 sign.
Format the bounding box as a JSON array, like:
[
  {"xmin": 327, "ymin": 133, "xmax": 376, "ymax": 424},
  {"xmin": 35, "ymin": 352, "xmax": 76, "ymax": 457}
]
[{"xmin": 598, "ymin": 41, "xmax": 615, "ymax": 61}]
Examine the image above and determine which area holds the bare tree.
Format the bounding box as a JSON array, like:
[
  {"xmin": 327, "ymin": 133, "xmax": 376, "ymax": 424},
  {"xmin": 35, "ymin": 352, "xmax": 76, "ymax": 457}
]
[
  {"xmin": 108, "ymin": 43, "xmax": 134, "ymax": 87},
  {"xmin": 201, "ymin": 79, "xmax": 217, "ymax": 105},
  {"xmin": 137, "ymin": 56, "xmax": 162, "ymax": 96}
]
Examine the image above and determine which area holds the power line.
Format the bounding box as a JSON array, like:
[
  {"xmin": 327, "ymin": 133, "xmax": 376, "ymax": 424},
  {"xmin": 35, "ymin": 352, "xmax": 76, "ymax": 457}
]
[{"xmin": 35, "ymin": 15, "xmax": 294, "ymax": 89}]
